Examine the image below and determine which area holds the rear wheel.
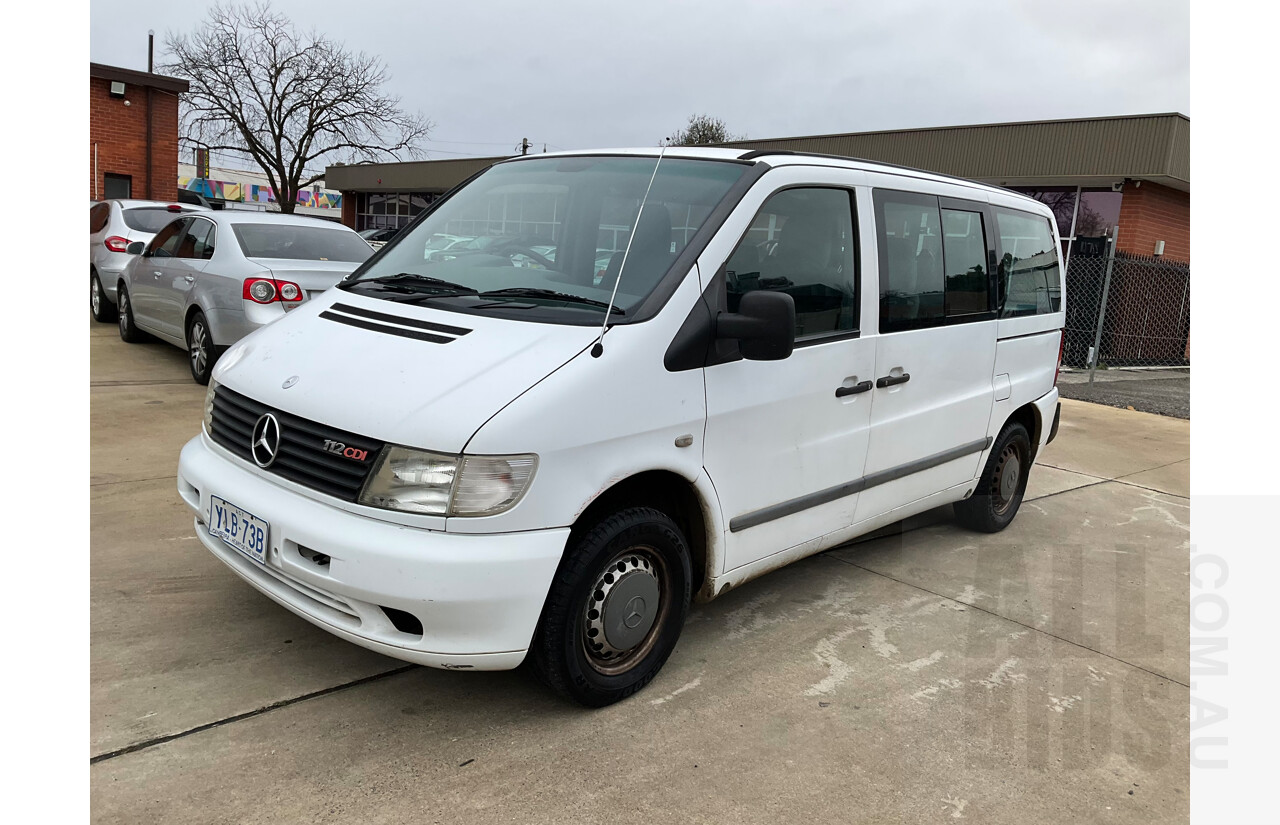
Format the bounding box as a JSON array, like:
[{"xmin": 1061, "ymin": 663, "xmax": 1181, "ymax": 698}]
[
  {"xmin": 186, "ymin": 311, "xmax": 217, "ymax": 385},
  {"xmin": 90, "ymin": 271, "xmax": 117, "ymax": 323},
  {"xmin": 116, "ymin": 285, "xmax": 148, "ymax": 343},
  {"xmin": 954, "ymin": 420, "xmax": 1032, "ymax": 533},
  {"xmin": 529, "ymin": 507, "xmax": 691, "ymax": 707}
]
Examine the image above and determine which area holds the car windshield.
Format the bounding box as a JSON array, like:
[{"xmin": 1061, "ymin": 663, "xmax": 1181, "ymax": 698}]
[
  {"xmin": 123, "ymin": 207, "xmax": 189, "ymax": 233},
  {"xmin": 232, "ymin": 224, "xmax": 374, "ymax": 262},
  {"xmin": 344, "ymin": 156, "xmax": 749, "ymax": 321}
]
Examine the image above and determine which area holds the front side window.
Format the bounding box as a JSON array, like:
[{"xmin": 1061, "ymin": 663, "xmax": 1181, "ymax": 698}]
[
  {"xmin": 995, "ymin": 209, "xmax": 1061, "ymax": 317},
  {"xmin": 149, "ymin": 219, "xmax": 188, "ymax": 258},
  {"xmin": 232, "ymin": 224, "xmax": 373, "ymax": 263},
  {"xmin": 346, "ymin": 156, "xmax": 750, "ymax": 323},
  {"xmin": 723, "ymin": 187, "xmax": 858, "ymax": 339}
]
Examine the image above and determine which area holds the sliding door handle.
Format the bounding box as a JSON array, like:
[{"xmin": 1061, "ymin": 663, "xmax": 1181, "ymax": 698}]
[
  {"xmin": 835, "ymin": 380, "xmax": 872, "ymax": 398},
  {"xmin": 876, "ymin": 373, "xmax": 911, "ymax": 388}
]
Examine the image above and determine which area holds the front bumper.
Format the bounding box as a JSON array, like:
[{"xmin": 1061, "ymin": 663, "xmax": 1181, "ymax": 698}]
[{"xmin": 177, "ymin": 434, "xmax": 568, "ymax": 670}]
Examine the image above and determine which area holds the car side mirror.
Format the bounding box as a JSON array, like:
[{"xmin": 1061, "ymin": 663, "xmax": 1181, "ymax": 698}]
[
  {"xmin": 126, "ymin": 241, "xmax": 146, "ymax": 255},
  {"xmin": 715, "ymin": 290, "xmax": 795, "ymax": 361}
]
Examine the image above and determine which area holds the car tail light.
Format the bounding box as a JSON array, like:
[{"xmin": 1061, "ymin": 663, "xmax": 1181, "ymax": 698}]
[
  {"xmin": 243, "ymin": 277, "xmax": 304, "ymax": 304},
  {"xmin": 1054, "ymin": 329, "xmax": 1065, "ymax": 384},
  {"xmin": 104, "ymin": 236, "xmax": 130, "ymax": 253},
  {"xmin": 167, "ymin": 204, "xmax": 183, "ymax": 212}
]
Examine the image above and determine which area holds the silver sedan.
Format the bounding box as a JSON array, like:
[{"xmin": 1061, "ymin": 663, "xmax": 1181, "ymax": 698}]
[{"xmin": 115, "ymin": 212, "xmax": 372, "ymax": 384}]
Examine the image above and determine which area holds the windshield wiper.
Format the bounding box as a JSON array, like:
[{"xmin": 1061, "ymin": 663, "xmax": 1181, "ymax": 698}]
[
  {"xmin": 477, "ymin": 288, "xmax": 625, "ymax": 314},
  {"xmin": 349, "ymin": 273, "xmax": 478, "ymax": 296}
]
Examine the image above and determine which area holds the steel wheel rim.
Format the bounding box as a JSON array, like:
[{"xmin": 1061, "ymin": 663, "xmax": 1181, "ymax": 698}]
[
  {"xmin": 190, "ymin": 320, "xmax": 207, "ymax": 375},
  {"xmin": 990, "ymin": 443, "xmax": 1023, "ymax": 515},
  {"xmin": 118, "ymin": 292, "xmax": 129, "ymax": 334},
  {"xmin": 91, "ymin": 278, "xmax": 101, "ymax": 314},
  {"xmin": 580, "ymin": 544, "xmax": 672, "ymax": 676}
]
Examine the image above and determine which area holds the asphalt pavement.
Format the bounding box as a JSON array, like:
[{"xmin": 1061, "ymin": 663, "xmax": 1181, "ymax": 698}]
[
  {"xmin": 90, "ymin": 318, "xmax": 1191, "ymax": 824},
  {"xmin": 1056, "ymin": 368, "xmax": 1190, "ymax": 419}
]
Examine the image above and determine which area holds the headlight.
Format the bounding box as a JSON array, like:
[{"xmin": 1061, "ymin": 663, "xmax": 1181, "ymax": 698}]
[
  {"xmin": 203, "ymin": 381, "xmax": 217, "ymax": 432},
  {"xmin": 358, "ymin": 446, "xmax": 536, "ymax": 517}
]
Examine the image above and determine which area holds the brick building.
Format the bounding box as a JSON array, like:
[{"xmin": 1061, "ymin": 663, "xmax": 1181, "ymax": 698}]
[{"xmin": 89, "ymin": 63, "xmax": 189, "ymax": 202}]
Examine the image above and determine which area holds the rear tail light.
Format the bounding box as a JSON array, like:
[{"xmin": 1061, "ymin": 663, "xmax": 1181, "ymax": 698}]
[
  {"xmin": 1054, "ymin": 328, "xmax": 1065, "ymax": 384},
  {"xmin": 167, "ymin": 204, "xmax": 183, "ymax": 212},
  {"xmin": 104, "ymin": 236, "xmax": 130, "ymax": 253},
  {"xmin": 243, "ymin": 277, "xmax": 304, "ymax": 304}
]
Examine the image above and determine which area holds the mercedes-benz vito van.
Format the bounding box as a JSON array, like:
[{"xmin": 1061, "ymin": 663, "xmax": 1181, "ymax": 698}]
[{"xmin": 177, "ymin": 148, "xmax": 1064, "ymax": 706}]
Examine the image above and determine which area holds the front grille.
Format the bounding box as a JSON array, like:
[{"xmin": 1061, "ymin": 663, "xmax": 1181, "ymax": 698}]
[{"xmin": 209, "ymin": 386, "xmax": 384, "ymax": 502}]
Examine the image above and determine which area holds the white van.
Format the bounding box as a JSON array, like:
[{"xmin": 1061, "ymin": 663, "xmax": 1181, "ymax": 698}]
[{"xmin": 177, "ymin": 148, "xmax": 1064, "ymax": 706}]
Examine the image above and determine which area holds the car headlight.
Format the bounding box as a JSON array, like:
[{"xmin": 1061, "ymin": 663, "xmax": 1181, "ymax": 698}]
[
  {"xmin": 203, "ymin": 380, "xmax": 218, "ymax": 433},
  {"xmin": 358, "ymin": 446, "xmax": 537, "ymax": 517}
]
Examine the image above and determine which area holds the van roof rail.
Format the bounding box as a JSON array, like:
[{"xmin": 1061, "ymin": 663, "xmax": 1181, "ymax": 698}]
[{"xmin": 736, "ymin": 149, "xmax": 1018, "ymax": 194}]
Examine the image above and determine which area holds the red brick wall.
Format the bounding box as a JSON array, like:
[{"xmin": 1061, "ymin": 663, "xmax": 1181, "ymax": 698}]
[
  {"xmin": 1115, "ymin": 181, "xmax": 1190, "ymax": 263},
  {"xmin": 89, "ymin": 76, "xmax": 181, "ymax": 202}
]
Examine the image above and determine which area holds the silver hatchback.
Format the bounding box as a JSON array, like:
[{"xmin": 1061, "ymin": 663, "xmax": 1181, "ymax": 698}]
[{"xmin": 115, "ymin": 212, "xmax": 373, "ymax": 383}]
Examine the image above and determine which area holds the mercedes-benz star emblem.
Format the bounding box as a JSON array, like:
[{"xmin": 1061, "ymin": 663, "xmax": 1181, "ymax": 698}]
[
  {"xmin": 251, "ymin": 413, "xmax": 281, "ymax": 468},
  {"xmin": 282, "ymin": 375, "xmax": 300, "ymax": 389}
]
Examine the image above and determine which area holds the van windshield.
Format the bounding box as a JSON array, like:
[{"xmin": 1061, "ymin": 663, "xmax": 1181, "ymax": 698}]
[{"xmin": 342, "ymin": 156, "xmax": 749, "ymax": 322}]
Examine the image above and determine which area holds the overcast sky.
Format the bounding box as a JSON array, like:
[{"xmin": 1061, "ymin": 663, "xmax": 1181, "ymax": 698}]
[{"xmin": 90, "ymin": 0, "xmax": 1190, "ymax": 167}]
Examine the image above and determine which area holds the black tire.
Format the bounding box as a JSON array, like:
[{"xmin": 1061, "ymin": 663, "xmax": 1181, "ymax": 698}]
[
  {"xmin": 90, "ymin": 271, "xmax": 117, "ymax": 323},
  {"xmin": 529, "ymin": 507, "xmax": 692, "ymax": 707},
  {"xmin": 116, "ymin": 285, "xmax": 148, "ymax": 343},
  {"xmin": 954, "ymin": 420, "xmax": 1032, "ymax": 533},
  {"xmin": 186, "ymin": 311, "xmax": 217, "ymax": 385}
]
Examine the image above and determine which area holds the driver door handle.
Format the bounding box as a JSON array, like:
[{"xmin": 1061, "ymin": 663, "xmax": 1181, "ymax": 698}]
[
  {"xmin": 835, "ymin": 381, "xmax": 872, "ymax": 398},
  {"xmin": 876, "ymin": 373, "xmax": 911, "ymax": 388},
  {"xmin": 183, "ymin": 276, "xmax": 195, "ymax": 283},
  {"xmin": 152, "ymin": 271, "xmax": 163, "ymax": 278}
]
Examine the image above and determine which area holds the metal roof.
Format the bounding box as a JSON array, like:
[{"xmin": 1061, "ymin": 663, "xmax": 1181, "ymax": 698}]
[
  {"xmin": 323, "ymin": 113, "xmax": 1190, "ymax": 194},
  {"xmin": 718, "ymin": 112, "xmax": 1190, "ymax": 192},
  {"xmin": 90, "ymin": 63, "xmax": 190, "ymax": 95},
  {"xmin": 325, "ymin": 155, "xmax": 509, "ymax": 193}
]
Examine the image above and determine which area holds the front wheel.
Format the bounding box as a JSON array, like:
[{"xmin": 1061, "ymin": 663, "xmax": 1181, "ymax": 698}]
[
  {"xmin": 529, "ymin": 507, "xmax": 692, "ymax": 707},
  {"xmin": 954, "ymin": 420, "xmax": 1032, "ymax": 533},
  {"xmin": 91, "ymin": 272, "xmax": 117, "ymax": 323},
  {"xmin": 186, "ymin": 311, "xmax": 217, "ymax": 385},
  {"xmin": 116, "ymin": 285, "xmax": 148, "ymax": 343}
]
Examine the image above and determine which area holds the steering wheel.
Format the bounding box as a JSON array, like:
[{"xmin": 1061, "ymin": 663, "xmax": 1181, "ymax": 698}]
[{"xmin": 494, "ymin": 242, "xmax": 556, "ymax": 270}]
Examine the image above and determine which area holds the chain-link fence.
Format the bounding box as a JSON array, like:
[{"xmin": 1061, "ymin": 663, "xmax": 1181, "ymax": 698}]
[{"xmin": 1063, "ymin": 246, "xmax": 1190, "ymax": 370}]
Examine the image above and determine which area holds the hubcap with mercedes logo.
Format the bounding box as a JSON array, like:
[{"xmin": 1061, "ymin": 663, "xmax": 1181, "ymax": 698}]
[
  {"xmin": 583, "ymin": 549, "xmax": 665, "ymax": 669},
  {"xmin": 251, "ymin": 413, "xmax": 282, "ymax": 468}
]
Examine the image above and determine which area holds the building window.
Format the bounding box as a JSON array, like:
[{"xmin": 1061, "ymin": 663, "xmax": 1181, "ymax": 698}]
[
  {"xmin": 355, "ymin": 191, "xmax": 436, "ymax": 231},
  {"xmin": 104, "ymin": 174, "xmax": 132, "ymax": 200},
  {"xmin": 1012, "ymin": 186, "xmax": 1124, "ymax": 264}
]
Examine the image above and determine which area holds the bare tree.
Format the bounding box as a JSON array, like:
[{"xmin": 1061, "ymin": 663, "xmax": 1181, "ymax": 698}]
[
  {"xmin": 162, "ymin": 2, "xmax": 429, "ymax": 213},
  {"xmin": 668, "ymin": 114, "xmax": 743, "ymax": 146}
]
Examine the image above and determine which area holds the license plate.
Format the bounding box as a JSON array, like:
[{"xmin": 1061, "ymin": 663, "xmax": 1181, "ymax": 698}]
[{"xmin": 210, "ymin": 495, "xmax": 269, "ymax": 565}]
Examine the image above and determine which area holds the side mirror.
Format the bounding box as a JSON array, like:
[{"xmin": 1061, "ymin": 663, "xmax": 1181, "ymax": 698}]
[
  {"xmin": 126, "ymin": 241, "xmax": 146, "ymax": 255},
  {"xmin": 716, "ymin": 290, "xmax": 795, "ymax": 361}
]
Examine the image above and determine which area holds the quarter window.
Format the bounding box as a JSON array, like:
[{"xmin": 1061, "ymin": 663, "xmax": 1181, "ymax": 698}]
[
  {"xmin": 995, "ymin": 209, "xmax": 1061, "ymax": 317},
  {"xmin": 941, "ymin": 208, "xmax": 990, "ymax": 316},
  {"xmin": 723, "ymin": 187, "xmax": 858, "ymax": 339}
]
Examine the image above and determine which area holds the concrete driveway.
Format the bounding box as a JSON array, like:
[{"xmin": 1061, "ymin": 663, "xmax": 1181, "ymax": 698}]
[{"xmin": 90, "ymin": 319, "xmax": 1190, "ymax": 824}]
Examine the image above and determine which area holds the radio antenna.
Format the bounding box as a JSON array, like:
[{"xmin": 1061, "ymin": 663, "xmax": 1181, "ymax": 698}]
[{"xmin": 591, "ymin": 146, "xmax": 666, "ymax": 358}]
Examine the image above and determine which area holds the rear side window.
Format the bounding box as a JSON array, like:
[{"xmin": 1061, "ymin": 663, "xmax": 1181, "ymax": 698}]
[
  {"xmin": 124, "ymin": 207, "xmax": 187, "ymax": 234},
  {"xmin": 90, "ymin": 203, "xmax": 109, "ymax": 233},
  {"xmin": 180, "ymin": 219, "xmax": 216, "ymax": 260},
  {"xmin": 995, "ymin": 209, "xmax": 1061, "ymax": 317},
  {"xmin": 723, "ymin": 187, "xmax": 858, "ymax": 339},
  {"xmin": 874, "ymin": 190, "xmax": 994, "ymax": 332},
  {"xmin": 231, "ymin": 224, "xmax": 373, "ymax": 263}
]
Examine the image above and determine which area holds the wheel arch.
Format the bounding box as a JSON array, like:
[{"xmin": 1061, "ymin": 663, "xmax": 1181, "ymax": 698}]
[
  {"xmin": 569, "ymin": 469, "xmax": 717, "ymax": 602},
  {"xmin": 1001, "ymin": 401, "xmax": 1041, "ymax": 459}
]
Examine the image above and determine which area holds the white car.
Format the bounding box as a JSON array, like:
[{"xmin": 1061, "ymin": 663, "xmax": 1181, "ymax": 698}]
[
  {"xmin": 90, "ymin": 199, "xmax": 209, "ymax": 323},
  {"xmin": 178, "ymin": 148, "xmax": 1065, "ymax": 706}
]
